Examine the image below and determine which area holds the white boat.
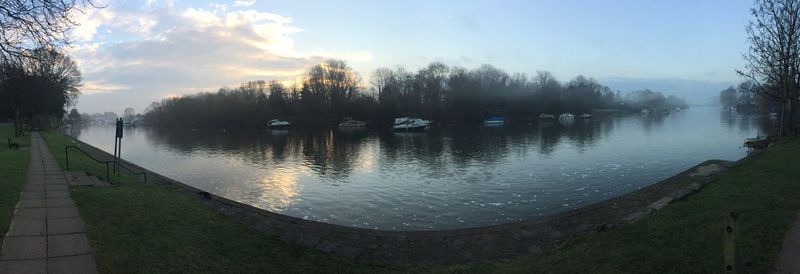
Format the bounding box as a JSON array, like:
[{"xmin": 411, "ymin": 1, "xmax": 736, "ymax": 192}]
[
  {"xmin": 641, "ymin": 109, "xmax": 651, "ymax": 115},
  {"xmin": 538, "ymin": 113, "xmax": 555, "ymax": 120},
  {"xmin": 578, "ymin": 113, "xmax": 592, "ymax": 119},
  {"xmin": 267, "ymin": 119, "xmax": 291, "ymax": 129},
  {"xmin": 484, "ymin": 116, "xmax": 506, "ymax": 126},
  {"xmin": 339, "ymin": 117, "xmax": 367, "ymax": 128},
  {"xmin": 558, "ymin": 113, "xmax": 575, "ymax": 120},
  {"xmin": 392, "ymin": 117, "xmax": 432, "ymax": 131}
]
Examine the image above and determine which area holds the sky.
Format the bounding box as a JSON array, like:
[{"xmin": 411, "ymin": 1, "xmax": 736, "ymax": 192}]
[{"xmin": 69, "ymin": 0, "xmax": 755, "ymax": 113}]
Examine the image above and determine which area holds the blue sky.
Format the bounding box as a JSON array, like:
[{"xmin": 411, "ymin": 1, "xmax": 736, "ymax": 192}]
[{"xmin": 71, "ymin": 0, "xmax": 755, "ymax": 113}]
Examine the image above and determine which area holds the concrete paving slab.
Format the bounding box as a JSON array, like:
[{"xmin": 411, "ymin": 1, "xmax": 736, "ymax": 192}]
[
  {"xmin": 47, "ymin": 218, "xmax": 86, "ymax": 235},
  {"xmin": 22, "ymin": 185, "xmax": 44, "ymax": 192},
  {"xmin": 44, "ymin": 198, "xmax": 74, "ymax": 208},
  {"xmin": 7, "ymin": 220, "xmax": 46, "ymax": 236},
  {"xmin": 0, "ymin": 259, "xmax": 47, "ymax": 274},
  {"xmin": 47, "ymin": 254, "xmax": 98, "ymax": 274},
  {"xmin": 1, "ymin": 133, "xmax": 97, "ymax": 273},
  {"xmin": 45, "ymin": 185, "xmax": 69, "ymax": 192},
  {"xmin": 13, "ymin": 208, "xmax": 46, "ymax": 220},
  {"xmin": 45, "ymin": 191, "xmax": 70, "ymax": 199},
  {"xmin": 16, "ymin": 199, "xmax": 45, "ymax": 209},
  {"xmin": 47, "ymin": 234, "xmax": 92, "ymax": 257},
  {"xmin": 0, "ymin": 236, "xmax": 46, "ymax": 260},
  {"xmin": 46, "ymin": 207, "xmax": 80, "ymax": 220},
  {"xmin": 20, "ymin": 191, "xmax": 46, "ymax": 200}
]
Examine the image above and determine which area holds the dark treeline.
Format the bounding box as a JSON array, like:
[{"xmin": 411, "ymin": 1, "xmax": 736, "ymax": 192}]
[
  {"xmin": 144, "ymin": 60, "xmax": 688, "ymax": 127},
  {"xmin": 0, "ymin": 48, "xmax": 82, "ymax": 126}
]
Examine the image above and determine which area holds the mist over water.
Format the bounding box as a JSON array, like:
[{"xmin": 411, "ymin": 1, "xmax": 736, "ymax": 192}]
[{"xmin": 68, "ymin": 107, "xmax": 773, "ymax": 230}]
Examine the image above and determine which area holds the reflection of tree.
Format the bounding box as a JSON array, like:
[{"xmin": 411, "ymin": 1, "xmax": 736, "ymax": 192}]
[
  {"xmin": 720, "ymin": 109, "xmax": 737, "ymax": 129},
  {"xmin": 537, "ymin": 122, "xmax": 562, "ymax": 156},
  {"xmin": 565, "ymin": 119, "xmax": 615, "ymax": 150},
  {"xmin": 66, "ymin": 125, "xmax": 83, "ymax": 139},
  {"xmin": 638, "ymin": 114, "xmax": 666, "ymax": 133},
  {"xmin": 292, "ymin": 129, "xmax": 370, "ymax": 180},
  {"xmin": 143, "ymin": 127, "xmax": 372, "ymax": 180},
  {"xmin": 379, "ymin": 130, "xmax": 446, "ymax": 170},
  {"xmin": 139, "ymin": 122, "xmax": 617, "ymax": 181}
]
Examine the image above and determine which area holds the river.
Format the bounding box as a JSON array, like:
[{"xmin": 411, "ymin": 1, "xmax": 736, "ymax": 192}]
[{"xmin": 67, "ymin": 106, "xmax": 774, "ymax": 230}]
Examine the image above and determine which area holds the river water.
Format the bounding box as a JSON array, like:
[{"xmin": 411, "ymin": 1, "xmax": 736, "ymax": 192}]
[{"xmin": 67, "ymin": 107, "xmax": 773, "ymax": 230}]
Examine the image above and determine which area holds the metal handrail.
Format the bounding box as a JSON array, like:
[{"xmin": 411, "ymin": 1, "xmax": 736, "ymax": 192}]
[{"xmin": 65, "ymin": 145, "xmax": 148, "ymax": 184}]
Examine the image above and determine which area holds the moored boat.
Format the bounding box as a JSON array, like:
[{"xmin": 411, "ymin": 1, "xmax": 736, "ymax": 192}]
[
  {"xmin": 392, "ymin": 117, "xmax": 431, "ymax": 131},
  {"xmin": 538, "ymin": 113, "xmax": 555, "ymax": 120},
  {"xmin": 339, "ymin": 117, "xmax": 367, "ymax": 128},
  {"xmin": 267, "ymin": 119, "xmax": 291, "ymax": 129},
  {"xmin": 558, "ymin": 113, "xmax": 575, "ymax": 120},
  {"xmin": 578, "ymin": 113, "xmax": 592, "ymax": 119},
  {"xmin": 484, "ymin": 116, "xmax": 506, "ymax": 126}
]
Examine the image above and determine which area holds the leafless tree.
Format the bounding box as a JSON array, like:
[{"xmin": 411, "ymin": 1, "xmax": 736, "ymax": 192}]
[
  {"xmin": 738, "ymin": 0, "xmax": 800, "ymax": 135},
  {"xmin": 0, "ymin": 0, "xmax": 101, "ymax": 61}
]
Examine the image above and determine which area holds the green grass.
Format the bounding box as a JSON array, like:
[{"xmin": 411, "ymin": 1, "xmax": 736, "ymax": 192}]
[
  {"xmin": 39, "ymin": 130, "xmax": 800, "ymax": 273},
  {"xmin": 429, "ymin": 138, "xmax": 800, "ymax": 273},
  {"xmin": 0, "ymin": 126, "xmax": 29, "ymax": 242},
  {"xmin": 39, "ymin": 131, "xmax": 382, "ymax": 273}
]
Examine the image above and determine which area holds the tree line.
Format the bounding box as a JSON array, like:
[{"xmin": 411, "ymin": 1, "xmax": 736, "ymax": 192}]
[
  {"xmin": 0, "ymin": 0, "xmax": 97, "ymax": 128},
  {"xmin": 144, "ymin": 60, "xmax": 688, "ymax": 127},
  {"xmin": 738, "ymin": 0, "xmax": 800, "ymax": 136},
  {"xmin": 0, "ymin": 48, "xmax": 82, "ymax": 127}
]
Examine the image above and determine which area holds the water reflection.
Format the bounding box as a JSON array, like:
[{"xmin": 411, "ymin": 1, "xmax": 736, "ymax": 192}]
[
  {"xmin": 67, "ymin": 107, "xmax": 774, "ymax": 230},
  {"xmin": 258, "ymin": 168, "xmax": 300, "ymax": 211}
]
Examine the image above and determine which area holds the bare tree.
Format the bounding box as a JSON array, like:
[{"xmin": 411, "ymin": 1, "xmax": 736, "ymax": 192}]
[
  {"xmin": 738, "ymin": 0, "xmax": 800, "ymax": 136},
  {"xmin": 0, "ymin": 0, "xmax": 101, "ymax": 61}
]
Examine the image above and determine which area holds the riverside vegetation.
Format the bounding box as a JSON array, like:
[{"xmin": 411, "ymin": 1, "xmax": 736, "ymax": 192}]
[{"xmin": 143, "ymin": 61, "xmax": 689, "ymax": 128}]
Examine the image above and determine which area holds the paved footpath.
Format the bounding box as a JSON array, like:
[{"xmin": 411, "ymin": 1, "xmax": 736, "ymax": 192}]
[
  {"xmin": 773, "ymin": 213, "xmax": 800, "ymax": 274},
  {"xmin": 0, "ymin": 133, "xmax": 97, "ymax": 274}
]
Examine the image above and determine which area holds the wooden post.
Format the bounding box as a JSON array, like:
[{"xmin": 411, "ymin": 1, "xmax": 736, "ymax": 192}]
[{"xmin": 724, "ymin": 212, "xmax": 738, "ymax": 274}]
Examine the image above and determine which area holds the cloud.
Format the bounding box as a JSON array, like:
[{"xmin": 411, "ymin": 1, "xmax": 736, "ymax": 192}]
[
  {"xmin": 69, "ymin": 1, "xmax": 372, "ymax": 113},
  {"xmin": 233, "ymin": 0, "xmax": 256, "ymax": 7}
]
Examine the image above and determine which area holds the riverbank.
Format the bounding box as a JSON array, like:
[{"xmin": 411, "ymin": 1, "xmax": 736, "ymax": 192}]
[
  {"xmin": 0, "ymin": 126, "xmax": 30, "ymax": 243},
  {"xmin": 37, "ymin": 130, "xmax": 800, "ymax": 272}
]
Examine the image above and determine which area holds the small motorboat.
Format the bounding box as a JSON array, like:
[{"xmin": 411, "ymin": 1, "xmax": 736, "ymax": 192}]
[
  {"xmin": 578, "ymin": 113, "xmax": 592, "ymax": 119},
  {"xmin": 267, "ymin": 119, "xmax": 291, "ymax": 129},
  {"xmin": 484, "ymin": 116, "xmax": 506, "ymax": 126},
  {"xmin": 538, "ymin": 113, "xmax": 555, "ymax": 120},
  {"xmin": 393, "ymin": 117, "xmax": 432, "ymax": 131},
  {"xmin": 558, "ymin": 113, "xmax": 575, "ymax": 120},
  {"xmin": 339, "ymin": 117, "xmax": 367, "ymax": 128}
]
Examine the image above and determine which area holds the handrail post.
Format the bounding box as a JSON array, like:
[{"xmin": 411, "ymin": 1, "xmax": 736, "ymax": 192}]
[
  {"xmin": 106, "ymin": 162, "xmax": 111, "ymax": 184},
  {"xmin": 65, "ymin": 146, "xmax": 69, "ymax": 170}
]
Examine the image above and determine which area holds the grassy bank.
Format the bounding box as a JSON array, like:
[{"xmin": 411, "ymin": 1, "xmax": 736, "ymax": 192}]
[
  {"xmin": 0, "ymin": 126, "xmax": 29, "ymax": 242},
  {"xmin": 39, "ymin": 131, "xmax": 379, "ymax": 273},
  {"xmin": 434, "ymin": 138, "xmax": 800, "ymax": 273},
  {"xmin": 39, "ymin": 130, "xmax": 800, "ymax": 273}
]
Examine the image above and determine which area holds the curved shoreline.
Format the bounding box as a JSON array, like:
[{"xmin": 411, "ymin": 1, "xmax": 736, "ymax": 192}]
[{"xmin": 65, "ymin": 135, "xmax": 736, "ymax": 263}]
